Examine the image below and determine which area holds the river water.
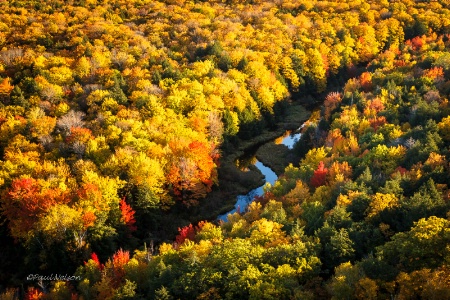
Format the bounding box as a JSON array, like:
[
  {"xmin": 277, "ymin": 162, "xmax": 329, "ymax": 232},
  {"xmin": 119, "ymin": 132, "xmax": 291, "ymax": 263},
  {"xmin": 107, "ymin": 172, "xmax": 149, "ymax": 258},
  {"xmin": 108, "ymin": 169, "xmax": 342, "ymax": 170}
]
[{"xmin": 218, "ymin": 130, "xmax": 302, "ymax": 221}]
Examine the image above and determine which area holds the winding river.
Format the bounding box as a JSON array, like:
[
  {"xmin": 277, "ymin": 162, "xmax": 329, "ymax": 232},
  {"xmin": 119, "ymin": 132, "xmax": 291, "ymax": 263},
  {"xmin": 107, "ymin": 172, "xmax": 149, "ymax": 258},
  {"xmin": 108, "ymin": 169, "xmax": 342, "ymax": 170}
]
[{"xmin": 218, "ymin": 130, "xmax": 302, "ymax": 221}]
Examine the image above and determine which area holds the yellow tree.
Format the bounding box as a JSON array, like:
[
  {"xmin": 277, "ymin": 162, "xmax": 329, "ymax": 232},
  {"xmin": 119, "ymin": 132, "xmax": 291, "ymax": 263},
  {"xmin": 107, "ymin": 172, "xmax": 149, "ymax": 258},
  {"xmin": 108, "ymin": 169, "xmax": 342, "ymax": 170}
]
[
  {"xmin": 305, "ymin": 48, "xmax": 327, "ymax": 92},
  {"xmin": 367, "ymin": 193, "xmax": 399, "ymax": 219}
]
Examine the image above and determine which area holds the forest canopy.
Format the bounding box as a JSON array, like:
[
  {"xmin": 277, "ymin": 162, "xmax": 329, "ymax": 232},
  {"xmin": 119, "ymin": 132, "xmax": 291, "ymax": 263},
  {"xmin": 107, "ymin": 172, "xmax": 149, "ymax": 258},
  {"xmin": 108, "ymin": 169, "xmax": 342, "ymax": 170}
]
[{"xmin": 1, "ymin": 0, "xmax": 450, "ymax": 299}]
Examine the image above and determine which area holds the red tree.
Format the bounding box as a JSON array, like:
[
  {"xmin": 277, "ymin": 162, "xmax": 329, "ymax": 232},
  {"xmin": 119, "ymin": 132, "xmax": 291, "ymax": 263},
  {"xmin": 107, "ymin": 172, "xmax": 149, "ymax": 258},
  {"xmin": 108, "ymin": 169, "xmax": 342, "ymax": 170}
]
[
  {"xmin": 411, "ymin": 36, "xmax": 424, "ymax": 50},
  {"xmin": 111, "ymin": 249, "xmax": 130, "ymax": 287},
  {"xmin": 310, "ymin": 161, "xmax": 328, "ymax": 188},
  {"xmin": 175, "ymin": 224, "xmax": 196, "ymax": 245},
  {"xmin": 119, "ymin": 198, "xmax": 137, "ymax": 232},
  {"xmin": 174, "ymin": 221, "xmax": 207, "ymax": 247},
  {"xmin": 85, "ymin": 252, "xmax": 103, "ymax": 270},
  {"xmin": 25, "ymin": 287, "xmax": 43, "ymax": 300}
]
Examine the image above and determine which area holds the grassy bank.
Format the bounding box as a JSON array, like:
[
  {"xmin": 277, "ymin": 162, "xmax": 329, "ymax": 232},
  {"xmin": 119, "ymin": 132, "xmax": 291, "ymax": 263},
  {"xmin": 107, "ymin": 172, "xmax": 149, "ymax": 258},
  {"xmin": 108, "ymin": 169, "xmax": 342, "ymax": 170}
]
[{"xmin": 255, "ymin": 143, "xmax": 293, "ymax": 175}]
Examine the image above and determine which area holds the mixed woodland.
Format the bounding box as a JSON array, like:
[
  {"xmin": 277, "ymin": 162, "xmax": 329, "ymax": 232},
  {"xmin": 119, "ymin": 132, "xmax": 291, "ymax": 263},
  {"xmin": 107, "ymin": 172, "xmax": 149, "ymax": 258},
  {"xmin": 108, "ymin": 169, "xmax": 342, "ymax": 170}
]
[{"xmin": 1, "ymin": 0, "xmax": 450, "ymax": 298}]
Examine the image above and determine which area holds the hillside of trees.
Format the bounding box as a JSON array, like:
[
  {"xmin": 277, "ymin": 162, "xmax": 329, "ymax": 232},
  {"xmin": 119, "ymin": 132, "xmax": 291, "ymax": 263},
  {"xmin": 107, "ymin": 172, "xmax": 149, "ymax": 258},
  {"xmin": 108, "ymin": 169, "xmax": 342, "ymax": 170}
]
[{"xmin": 1, "ymin": 0, "xmax": 450, "ymax": 298}]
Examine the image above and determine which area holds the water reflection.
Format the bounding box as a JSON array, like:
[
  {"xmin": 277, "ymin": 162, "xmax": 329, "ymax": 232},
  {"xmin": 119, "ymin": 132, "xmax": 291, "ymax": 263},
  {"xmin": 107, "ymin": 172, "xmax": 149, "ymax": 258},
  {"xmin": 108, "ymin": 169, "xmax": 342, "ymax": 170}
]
[
  {"xmin": 235, "ymin": 155, "xmax": 257, "ymax": 172},
  {"xmin": 218, "ymin": 160, "xmax": 276, "ymax": 222},
  {"xmin": 280, "ymin": 131, "xmax": 302, "ymax": 149},
  {"xmin": 219, "ymin": 131, "xmax": 302, "ymax": 222}
]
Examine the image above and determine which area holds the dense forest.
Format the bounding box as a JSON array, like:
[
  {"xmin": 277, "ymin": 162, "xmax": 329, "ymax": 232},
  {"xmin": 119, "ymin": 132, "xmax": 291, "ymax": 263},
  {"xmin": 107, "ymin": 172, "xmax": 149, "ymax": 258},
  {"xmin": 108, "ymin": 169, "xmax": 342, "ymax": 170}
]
[{"xmin": 1, "ymin": 0, "xmax": 450, "ymax": 298}]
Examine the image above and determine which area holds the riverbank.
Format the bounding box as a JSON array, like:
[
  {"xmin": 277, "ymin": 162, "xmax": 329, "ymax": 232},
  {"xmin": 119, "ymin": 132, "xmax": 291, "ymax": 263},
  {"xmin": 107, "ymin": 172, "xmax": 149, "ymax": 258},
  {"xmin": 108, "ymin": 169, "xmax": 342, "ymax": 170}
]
[
  {"xmin": 189, "ymin": 102, "xmax": 311, "ymax": 221},
  {"xmin": 148, "ymin": 101, "xmax": 310, "ymax": 243},
  {"xmin": 255, "ymin": 142, "xmax": 294, "ymax": 175}
]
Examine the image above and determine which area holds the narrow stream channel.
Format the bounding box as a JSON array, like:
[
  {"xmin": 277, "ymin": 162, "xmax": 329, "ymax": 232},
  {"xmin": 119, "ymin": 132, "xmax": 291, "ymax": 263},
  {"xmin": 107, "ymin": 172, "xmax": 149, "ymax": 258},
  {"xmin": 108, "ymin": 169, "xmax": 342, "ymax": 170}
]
[{"xmin": 218, "ymin": 129, "xmax": 303, "ymax": 221}]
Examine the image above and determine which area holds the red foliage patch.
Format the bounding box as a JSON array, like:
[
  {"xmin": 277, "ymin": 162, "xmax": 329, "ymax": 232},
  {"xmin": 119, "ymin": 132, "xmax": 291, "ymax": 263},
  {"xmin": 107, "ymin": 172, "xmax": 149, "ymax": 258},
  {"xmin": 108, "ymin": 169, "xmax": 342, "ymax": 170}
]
[
  {"xmin": 310, "ymin": 161, "xmax": 328, "ymax": 188},
  {"xmin": 175, "ymin": 221, "xmax": 207, "ymax": 247},
  {"xmin": 119, "ymin": 198, "xmax": 137, "ymax": 232},
  {"xmin": 175, "ymin": 224, "xmax": 196, "ymax": 245},
  {"xmin": 25, "ymin": 287, "xmax": 43, "ymax": 300},
  {"xmin": 85, "ymin": 252, "xmax": 104, "ymax": 270},
  {"xmin": 411, "ymin": 36, "xmax": 424, "ymax": 50},
  {"xmin": 111, "ymin": 249, "xmax": 130, "ymax": 286}
]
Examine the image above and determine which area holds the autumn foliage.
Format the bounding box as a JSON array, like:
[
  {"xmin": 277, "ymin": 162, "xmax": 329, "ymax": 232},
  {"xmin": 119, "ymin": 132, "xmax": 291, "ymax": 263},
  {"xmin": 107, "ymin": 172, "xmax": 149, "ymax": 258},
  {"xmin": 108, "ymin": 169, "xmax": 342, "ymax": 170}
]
[
  {"xmin": 87, "ymin": 252, "xmax": 103, "ymax": 270},
  {"xmin": 2, "ymin": 178, "xmax": 70, "ymax": 239},
  {"xmin": 167, "ymin": 141, "xmax": 217, "ymax": 204},
  {"xmin": 65, "ymin": 127, "xmax": 94, "ymax": 144},
  {"xmin": 25, "ymin": 287, "xmax": 43, "ymax": 300},
  {"xmin": 175, "ymin": 224, "xmax": 196, "ymax": 246},
  {"xmin": 359, "ymin": 72, "xmax": 373, "ymax": 92},
  {"xmin": 110, "ymin": 249, "xmax": 130, "ymax": 287},
  {"xmin": 423, "ymin": 67, "xmax": 444, "ymax": 81},
  {"xmin": 119, "ymin": 198, "xmax": 137, "ymax": 232},
  {"xmin": 1, "ymin": 0, "xmax": 450, "ymax": 298},
  {"xmin": 0, "ymin": 77, "xmax": 14, "ymax": 96},
  {"xmin": 310, "ymin": 161, "xmax": 328, "ymax": 188},
  {"xmin": 175, "ymin": 221, "xmax": 206, "ymax": 246},
  {"xmin": 323, "ymin": 92, "xmax": 342, "ymax": 120}
]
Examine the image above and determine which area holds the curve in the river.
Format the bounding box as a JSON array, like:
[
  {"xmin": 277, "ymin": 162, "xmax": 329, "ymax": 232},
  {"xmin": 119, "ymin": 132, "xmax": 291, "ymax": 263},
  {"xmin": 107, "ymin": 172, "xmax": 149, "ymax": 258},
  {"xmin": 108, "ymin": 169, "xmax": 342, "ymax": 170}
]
[{"xmin": 218, "ymin": 130, "xmax": 302, "ymax": 222}]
